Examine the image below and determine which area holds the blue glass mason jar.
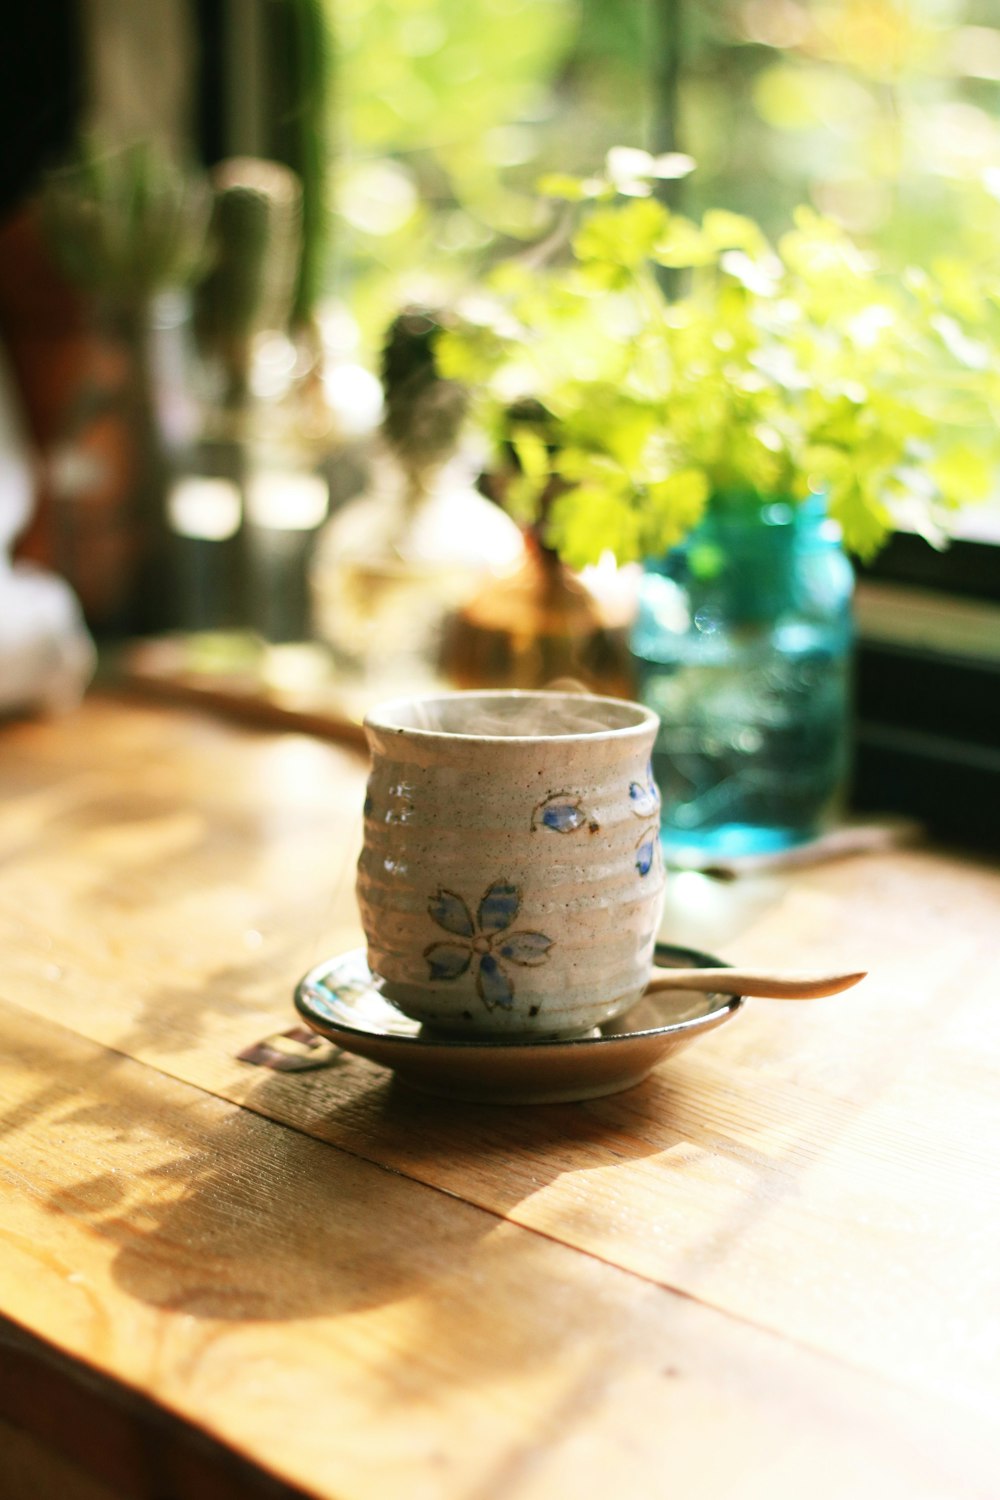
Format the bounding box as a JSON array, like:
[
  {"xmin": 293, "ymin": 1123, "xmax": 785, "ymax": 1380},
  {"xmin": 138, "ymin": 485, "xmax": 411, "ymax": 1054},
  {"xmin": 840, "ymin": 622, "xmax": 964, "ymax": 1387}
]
[{"xmin": 630, "ymin": 495, "xmax": 855, "ymax": 862}]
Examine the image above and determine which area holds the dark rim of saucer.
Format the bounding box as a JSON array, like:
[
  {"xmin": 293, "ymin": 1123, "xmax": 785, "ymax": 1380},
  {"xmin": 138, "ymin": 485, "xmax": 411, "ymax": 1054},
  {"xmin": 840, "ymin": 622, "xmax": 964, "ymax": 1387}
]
[{"xmin": 294, "ymin": 942, "xmax": 743, "ymax": 1050}]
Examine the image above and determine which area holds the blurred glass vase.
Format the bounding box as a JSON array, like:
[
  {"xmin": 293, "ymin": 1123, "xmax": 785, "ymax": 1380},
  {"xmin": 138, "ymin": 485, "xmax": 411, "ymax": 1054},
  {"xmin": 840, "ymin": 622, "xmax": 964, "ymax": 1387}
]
[
  {"xmin": 311, "ymin": 450, "xmax": 522, "ymax": 688},
  {"xmin": 310, "ymin": 307, "xmax": 523, "ymax": 691},
  {"xmin": 243, "ymin": 454, "xmax": 330, "ymax": 643},
  {"xmin": 630, "ymin": 498, "xmax": 854, "ymax": 863}
]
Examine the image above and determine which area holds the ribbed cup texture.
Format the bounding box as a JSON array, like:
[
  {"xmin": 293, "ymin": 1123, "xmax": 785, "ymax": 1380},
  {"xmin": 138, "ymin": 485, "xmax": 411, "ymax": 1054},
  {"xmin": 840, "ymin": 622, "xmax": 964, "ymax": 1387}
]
[{"xmin": 358, "ymin": 711, "xmax": 664, "ymax": 1038}]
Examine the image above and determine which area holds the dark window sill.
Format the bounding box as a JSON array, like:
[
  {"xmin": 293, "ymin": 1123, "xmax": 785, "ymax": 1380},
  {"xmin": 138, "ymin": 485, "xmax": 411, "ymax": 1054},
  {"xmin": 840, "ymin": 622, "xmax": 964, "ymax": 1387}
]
[
  {"xmin": 859, "ymin": 528, "xmax": 1000, "ymax": 604},
  {"xmin": 853, "ymin": 573, "xmax": 1000, "ymax": 851}
]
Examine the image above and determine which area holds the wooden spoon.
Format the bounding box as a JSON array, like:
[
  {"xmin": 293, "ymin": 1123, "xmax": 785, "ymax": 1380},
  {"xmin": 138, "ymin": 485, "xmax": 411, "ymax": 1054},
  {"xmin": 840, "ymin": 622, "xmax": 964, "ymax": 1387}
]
[{"xmin": 647, "ymin": 966, "xmax": 866, "ymax": 1000}]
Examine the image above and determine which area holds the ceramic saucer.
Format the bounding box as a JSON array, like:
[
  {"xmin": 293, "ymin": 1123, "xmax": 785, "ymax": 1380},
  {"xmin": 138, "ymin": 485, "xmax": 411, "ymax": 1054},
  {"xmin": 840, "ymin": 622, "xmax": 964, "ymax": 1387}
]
[{"xmin": 294, "ymin": 942, "xmax": 743, "ymax": 1104}]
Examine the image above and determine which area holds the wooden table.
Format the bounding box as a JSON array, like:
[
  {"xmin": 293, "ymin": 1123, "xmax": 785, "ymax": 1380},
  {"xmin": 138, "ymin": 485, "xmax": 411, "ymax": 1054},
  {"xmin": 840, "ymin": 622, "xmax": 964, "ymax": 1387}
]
[{"xmin": 1, "ymin": 694, "xmax": 998, "ymax": 1500}]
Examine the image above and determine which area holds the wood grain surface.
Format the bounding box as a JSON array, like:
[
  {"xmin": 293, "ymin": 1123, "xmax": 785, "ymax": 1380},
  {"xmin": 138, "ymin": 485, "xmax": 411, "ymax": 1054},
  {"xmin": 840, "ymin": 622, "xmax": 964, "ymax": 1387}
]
[{"xmin": 1, "ymin": 695, "xmax": 998, "ymax": 1499}]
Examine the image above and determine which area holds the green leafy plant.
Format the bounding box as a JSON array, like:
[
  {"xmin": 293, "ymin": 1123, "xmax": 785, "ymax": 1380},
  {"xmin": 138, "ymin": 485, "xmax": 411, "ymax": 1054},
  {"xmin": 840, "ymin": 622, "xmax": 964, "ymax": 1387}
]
[
  {"xmin": 438, "ymin": 151, "xmax": 1000, "ymax": 565},
  {"xmin": 41, "ymin": 136, "xmax": 210, "ymax": 302}
]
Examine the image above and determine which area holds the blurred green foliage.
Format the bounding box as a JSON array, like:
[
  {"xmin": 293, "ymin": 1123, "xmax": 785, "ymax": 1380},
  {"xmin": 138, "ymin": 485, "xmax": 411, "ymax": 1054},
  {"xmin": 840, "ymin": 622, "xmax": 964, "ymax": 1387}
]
[
  {"xmin": 330, "ymin": 0, "xmax": 1000, "ymax": 355},
  {"xmin": 437, "ymin": 165, "xmax": 1000, "ymax": 562},
  {"xmin": 681, "ymin": 0, "xmax": 1000, "ymax": 270},
  {"xmin": 330, "ymin": 0, "xmax": 652, "ymax": 348},
  {"xmin": 41, "ymin": 136, "xmax": 210, "ymax": 302}
]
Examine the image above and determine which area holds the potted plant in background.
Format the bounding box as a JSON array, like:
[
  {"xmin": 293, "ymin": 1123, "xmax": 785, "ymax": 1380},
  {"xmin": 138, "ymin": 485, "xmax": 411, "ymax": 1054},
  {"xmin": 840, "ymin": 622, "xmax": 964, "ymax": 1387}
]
[
  {"xmin": 440, "ymin": 393, "xmax": 635, "ymax": 698},
  {"xmin": 438, "ymin": 150, "xmax": 1000, "ymax": 861},
  {"xmin": 40, "ymin": 137, "xmax": 210, "ymax": 632}
]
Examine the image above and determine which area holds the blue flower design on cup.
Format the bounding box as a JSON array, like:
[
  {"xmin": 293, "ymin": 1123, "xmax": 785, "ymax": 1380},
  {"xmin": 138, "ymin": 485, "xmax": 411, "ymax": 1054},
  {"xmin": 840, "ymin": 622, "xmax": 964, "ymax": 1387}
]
[
  {"xmin": 424, "ymin": 880, "xmax": 554, "ymax": 1011},
  {"xmin": 531, "ymin": 791, "xmax": 599, "ymax": 835},
  {"xmin": 629, "ymin": 759, "xmax": 661, "ymax": 819},
  {"xmin": 634, "ymin": 826, "xmax": 661, "ymax": 878},
  {"xmin": 628, "ymin": 759, "xmax": 662, "ymax": 877}
]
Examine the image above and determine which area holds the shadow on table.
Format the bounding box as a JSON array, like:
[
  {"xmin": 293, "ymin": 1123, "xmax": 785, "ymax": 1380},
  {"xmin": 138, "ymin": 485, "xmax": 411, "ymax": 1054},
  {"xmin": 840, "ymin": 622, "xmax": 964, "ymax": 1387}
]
[
  {"xmin": 1, "ymin": 1031, "xmax": 709, "ymax": 1499},
  {"xmin": 91, "ymin": 1066, "xmax": 661, "ymax": 1331},
  {"xmin": 238, "ymin": 1060, "xmax": 676, "ymax": 1226}
]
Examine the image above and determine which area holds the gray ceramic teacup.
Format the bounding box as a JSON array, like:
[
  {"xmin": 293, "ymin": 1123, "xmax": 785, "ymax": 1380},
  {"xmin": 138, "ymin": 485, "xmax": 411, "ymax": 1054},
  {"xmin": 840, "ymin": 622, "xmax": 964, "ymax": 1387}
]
[{"xmin": 357, "ymin": 690, "xmax": 664, "ymax": 1038}]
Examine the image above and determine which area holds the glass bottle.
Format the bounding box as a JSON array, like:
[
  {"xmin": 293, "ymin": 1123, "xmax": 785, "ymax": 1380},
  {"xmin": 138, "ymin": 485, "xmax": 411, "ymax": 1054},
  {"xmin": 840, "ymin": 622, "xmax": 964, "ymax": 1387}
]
[
  {"xmin": 310, "ymin": 307, "xmax": 524, "ymax": 693},
  {"xmin": 310, "ymin": 446, "xmax": 523, "ymax": 690},
  {"xmin": 630, "ymin": 496, "xmax": 855, "ymax": 862}
]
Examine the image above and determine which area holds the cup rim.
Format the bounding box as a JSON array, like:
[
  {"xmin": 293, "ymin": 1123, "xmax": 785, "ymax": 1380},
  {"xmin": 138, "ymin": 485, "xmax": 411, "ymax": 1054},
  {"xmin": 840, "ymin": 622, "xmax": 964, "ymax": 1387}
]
[{"xmin": 364, "ymin": 689, "xmax": 659, "ymax": 746}]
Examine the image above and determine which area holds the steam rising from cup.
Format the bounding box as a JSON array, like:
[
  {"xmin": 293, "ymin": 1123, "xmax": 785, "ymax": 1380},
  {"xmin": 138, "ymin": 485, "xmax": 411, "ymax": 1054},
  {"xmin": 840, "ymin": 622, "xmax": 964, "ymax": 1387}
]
[{"xmin": 391, "ymin": 689, "xmax": 644, "ymax": 739}]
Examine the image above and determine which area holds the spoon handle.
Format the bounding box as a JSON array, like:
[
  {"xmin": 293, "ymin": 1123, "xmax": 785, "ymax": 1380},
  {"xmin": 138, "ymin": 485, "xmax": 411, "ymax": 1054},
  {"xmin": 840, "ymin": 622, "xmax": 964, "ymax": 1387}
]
[{"xmin": 648, "ymin": 966, "xmax": 866, "ymax": 1000}]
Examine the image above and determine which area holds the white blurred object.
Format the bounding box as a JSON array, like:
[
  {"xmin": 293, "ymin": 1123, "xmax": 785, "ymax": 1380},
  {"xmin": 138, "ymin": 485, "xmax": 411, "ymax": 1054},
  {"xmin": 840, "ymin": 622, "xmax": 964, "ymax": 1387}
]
[{"xmin": 0, "ymin": 343, "xmax": 96, "ymax": 716}]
